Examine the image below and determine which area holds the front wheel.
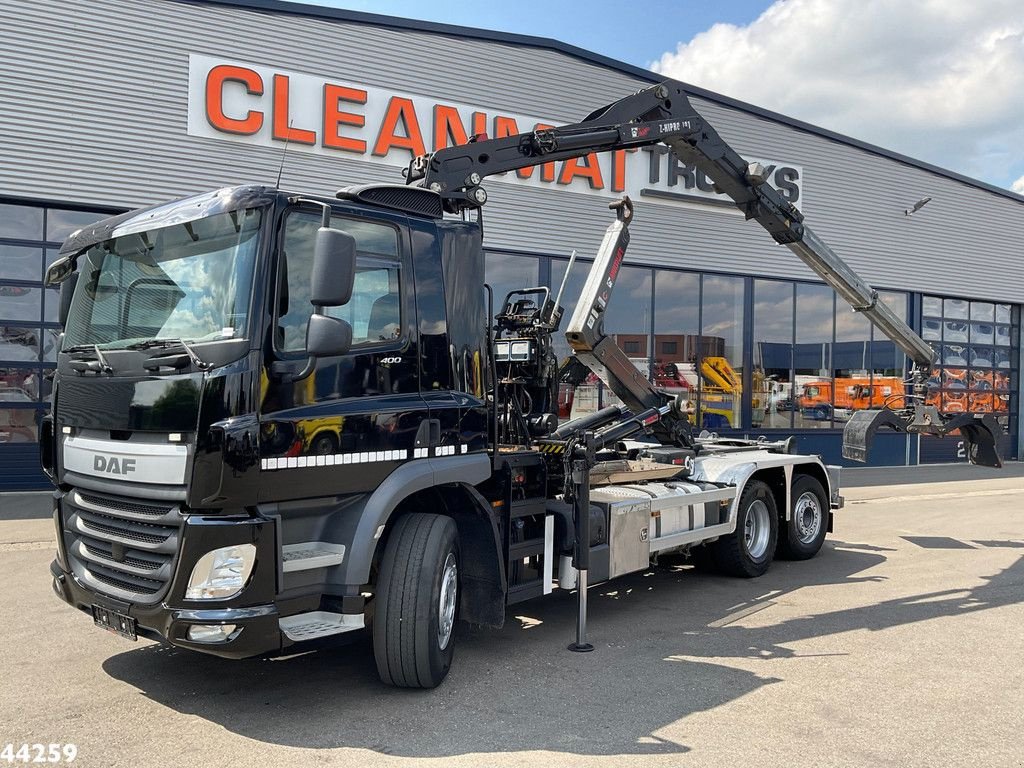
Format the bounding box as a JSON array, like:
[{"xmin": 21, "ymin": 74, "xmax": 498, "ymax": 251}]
[
  {"xmin": 777, "ymin": 475, "xmax": 828, "ymax": 560},
  {"xmin": 711, "ymin": 480, "xmax": 778, "ymax": 577},
  {"xmin": 373, "ymin": 513, "xmax": 459, "ymax": 688}
]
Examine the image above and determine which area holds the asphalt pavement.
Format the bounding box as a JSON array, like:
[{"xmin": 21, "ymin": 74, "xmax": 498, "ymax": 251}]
[{"xmin": 1, "ymin": 470, "xmax": 1022, "ymax": 767}]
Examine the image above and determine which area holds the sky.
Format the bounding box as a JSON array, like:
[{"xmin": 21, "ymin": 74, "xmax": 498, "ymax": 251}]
[{"xmin": 308, "ymin": 0, "xmax": 1024, "ymax": 195}]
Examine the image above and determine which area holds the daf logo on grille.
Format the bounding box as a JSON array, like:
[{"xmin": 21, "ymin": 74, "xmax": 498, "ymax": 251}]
[{"xmin": 94, "ymin": 455, "xmax": 137, "ymax": 475}]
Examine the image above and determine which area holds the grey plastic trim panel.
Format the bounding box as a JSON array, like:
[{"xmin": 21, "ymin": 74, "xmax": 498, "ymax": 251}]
[
  {"xmin": 649, "ymin": 522, "xmax": 735, "ymax": 553},
  {"xmin": 174, "ymin": 605, "xmax": 277, "ymax": 621},
  {"xmin": 63, "ymin": 470, "xmax": 188, "ymax": 501}
]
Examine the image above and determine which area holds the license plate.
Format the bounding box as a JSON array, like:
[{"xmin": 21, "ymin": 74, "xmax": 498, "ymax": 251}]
[{"xmin": 92, "ymin": 605, "xmax": 137, "ymax": 641}]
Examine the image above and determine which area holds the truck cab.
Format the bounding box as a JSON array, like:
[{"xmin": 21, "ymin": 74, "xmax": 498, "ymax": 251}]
[{"xmin": 45, "ymin": 184, "xmax": 494, "ymax": 659}]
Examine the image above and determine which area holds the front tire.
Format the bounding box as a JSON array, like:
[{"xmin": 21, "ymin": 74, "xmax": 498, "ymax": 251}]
[
  {"xmin": 777, "ymin": 475, "xmax": 828, "ymax": 560},
  {"xmin": 711, "ymin": 480, "xmax": 778, "ymax": 577},
  {"xmin": 373, "ymin": 513, "xmax": 459, "ymax": 688}
]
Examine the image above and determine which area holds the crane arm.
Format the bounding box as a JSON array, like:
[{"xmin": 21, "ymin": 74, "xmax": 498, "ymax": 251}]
[{"xmin": 406, "ymin": 80, "xmax": 1001, "ymax": 467}]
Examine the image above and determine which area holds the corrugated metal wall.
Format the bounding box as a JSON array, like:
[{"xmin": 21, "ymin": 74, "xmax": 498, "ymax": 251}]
[{"xmin": 2, "ymin": 0, "xmax": 1023, "ymax": 301}]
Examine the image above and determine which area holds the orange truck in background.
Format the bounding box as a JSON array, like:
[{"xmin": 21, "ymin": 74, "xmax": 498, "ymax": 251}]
[{"xmin": 799, "ymin": 376, "xmax": 905, "ymax": 419}]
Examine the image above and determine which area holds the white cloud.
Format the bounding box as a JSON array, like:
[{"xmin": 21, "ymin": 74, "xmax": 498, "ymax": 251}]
[
  {"xmin": 651, "ymin": 0, "xmax": 1024, "ymax": 191},
  {"xmin": 1013, "ymin": 175, "xmax": 1024, "ymax": 194}
]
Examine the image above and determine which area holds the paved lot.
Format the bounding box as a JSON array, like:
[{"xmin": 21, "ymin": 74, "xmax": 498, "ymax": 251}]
[{"xmin": 1, "ymin": 470, "xmax": 1022, "ymax": 768}]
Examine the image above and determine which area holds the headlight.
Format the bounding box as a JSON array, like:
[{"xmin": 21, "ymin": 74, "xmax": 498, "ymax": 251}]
[{"xmin": 185, "ymin": 544, "xmax": 256, "ymax": 600}]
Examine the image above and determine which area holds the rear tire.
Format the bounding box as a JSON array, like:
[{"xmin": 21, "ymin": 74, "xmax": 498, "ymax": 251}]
[
  {"xmin": 711, "ymin": 480, "xmax": 778, "ymax": 577},
  {"xmin": 373, "ymin": 513, "xmax": 459, "ymax": 688},
  {"xmin": 777, "ymin": 475, "xmax": 828, "ymax": 560}
]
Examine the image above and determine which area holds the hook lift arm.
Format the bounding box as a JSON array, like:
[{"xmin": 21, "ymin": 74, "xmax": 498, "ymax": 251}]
[{"xmin": 406, "ymin": 80, "xmax": 1002, "ymax": 467}]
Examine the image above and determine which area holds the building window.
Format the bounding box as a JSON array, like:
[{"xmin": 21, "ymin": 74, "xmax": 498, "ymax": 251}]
[
  {"xmin": 0, "ymin": 200, "xmax": 111, "ymax": 463},
  {"xmin": 793, "ymin": 283, "xmax": 834, "ymax": 428},
  {"xmin": 753, "ymin": 279, "xmax": 794, "ymax": 428},
  {"xmin": 700, "ymin": 274, "xmax": 744, "ymax": 429},
  {"xmin": 623, "ymin": 340, "xmax": 640, "ymax": 354},
  {"xmin": 922, "ymin": 294, "xmax": 1018, "ymax": 437},
  {"xmin": 660, "ymin": 341, "xmax": 677, "ymax": 355}
]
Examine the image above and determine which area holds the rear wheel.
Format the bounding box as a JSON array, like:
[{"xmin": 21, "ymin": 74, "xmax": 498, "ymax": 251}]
[
  {"xmin": 372, "ymin": 513, "xmax": 459, "ymax": 688},
  {"xmin": 777, "ymin": 475, "xmax": 828, "ymax": 560},
  {"xmin": 711, "ymin": 480, "xmax": 778, "ymax": 577}
]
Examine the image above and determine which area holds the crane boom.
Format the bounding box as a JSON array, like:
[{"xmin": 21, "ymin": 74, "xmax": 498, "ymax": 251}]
[{"xmin": 406, "ymin": 80, "xmax": 1001, "ymax": 467}]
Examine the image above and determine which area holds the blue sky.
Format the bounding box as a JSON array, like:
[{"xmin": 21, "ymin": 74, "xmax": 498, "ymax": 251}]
[
  {"xmin": 310, "ymin": 0, "xmax": 775, "ymax": 69},
  {"xmin": 303, "ymin": 1, "xmax": 1023, "ymax": 193}
]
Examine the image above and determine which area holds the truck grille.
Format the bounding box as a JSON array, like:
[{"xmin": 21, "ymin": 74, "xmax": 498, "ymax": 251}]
[{"xmin": 62, "ymin": 488, "xmax": 182, "ymax": 604}]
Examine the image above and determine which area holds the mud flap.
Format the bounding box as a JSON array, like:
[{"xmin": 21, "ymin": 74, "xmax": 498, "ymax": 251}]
[{"xmin": 842, "ymin": 409, "xmax": 905, "ymax": 463}]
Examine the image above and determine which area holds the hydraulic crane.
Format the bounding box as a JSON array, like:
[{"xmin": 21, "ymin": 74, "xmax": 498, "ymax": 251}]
[{"xmin": 406, "ymin": 79, "xmax": 1002, "ymax": 468}]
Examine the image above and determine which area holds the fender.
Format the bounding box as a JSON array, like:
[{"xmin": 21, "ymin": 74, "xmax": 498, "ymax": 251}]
[
  {"xmin": 333, "ymin": 453, "xmax": 492, "ymax": 585},
  {"xmin": 690, "ymin": 451, "xmax": 832, "ymax": 526}
]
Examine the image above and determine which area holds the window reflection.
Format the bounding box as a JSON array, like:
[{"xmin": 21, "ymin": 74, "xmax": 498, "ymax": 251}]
[
  {"xmin": 871, "ymin": 291, "xmax": 908, "ymax": 389},
  {"xmin": 833, "ymin": 295, "xmax": 873, "ymax": 424},
  {"xmin": 0, "ymin": 201, "xmax": 117, "ymax": 454},
  {"xmin": 0, "ymin": 326, "xmax": 41, "ymax": 362},
  {"xmin": 0, "ymin": 245, "xmax": 42, "ymax": 282},
  {"xmin": 0, "ymin": 286, "xmax": 41, "ymax": 324},
  {"xmin": 753, "ymin": 280, "xmax": 793, "ymax": 428},
  {"xmin": 46, "ymin": 209, "xmax": 107, "ymax": 243},
  {"xmin": 0, "ymin": 407, "xmax": 38, "ymax": 442},
  {"xmin": 795, "ymin": 284, "xmax": 833, "ymax": 428},
  {"xmin": 653, "ymin": 271, "xmax": 700, "ymax": 423},
  {"xmin": 0, "ymin": 204, "xmax": 43, "ymax": 240},
  {"xmin": 0, "ymin": 367, "xmax": 41, "ymax": 400},
  {"xmin": 700, "ymin": 275, "xmax": 744, "ymax": 428},
  {"xmin": 486, "ymin": 253, "xmax": 540, "ymax": 319},
  {"xmin": 923, "ymin": 294, "xmax": 1018, "ymax": 421}
]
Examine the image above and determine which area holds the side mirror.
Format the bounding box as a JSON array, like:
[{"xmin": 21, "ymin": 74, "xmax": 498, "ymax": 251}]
[
  {"xmin": 310, "ymin": 228, "xmax": 356, "ymax": 307},
  {"xmin": 307, "ymin": 313, "xmax": 352, "ymax": 358},
  {"xmin": 45, "ymin": 255, "xmax": 75, "ymax": 287},
  {"xmin": 58, "ymin": 272, "xmax": 79, "ymax": 328}
]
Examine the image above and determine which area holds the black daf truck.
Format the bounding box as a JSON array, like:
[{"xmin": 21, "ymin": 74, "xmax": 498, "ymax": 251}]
[{"xmin": 43, "ymin": 80, "xmax": 1000, "ymax": 688}]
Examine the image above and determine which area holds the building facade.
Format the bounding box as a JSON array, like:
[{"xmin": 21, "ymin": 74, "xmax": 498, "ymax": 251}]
[{"xmin": 1, "ymin": 0, "xmax": 1021, "ymax": 488}]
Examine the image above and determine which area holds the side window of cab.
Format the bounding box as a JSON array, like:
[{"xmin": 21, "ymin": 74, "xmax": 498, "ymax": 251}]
[{"xmin": 277, "ymin": 210, "xmax": 402, "ymax": 353}]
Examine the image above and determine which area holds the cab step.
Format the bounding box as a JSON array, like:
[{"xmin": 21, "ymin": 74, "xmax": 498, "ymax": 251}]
[
  {"xmin": 281, "ymin": 542, "xmax": 346, "ymax": 573},
  {"xmin": 279, "ymin": 611, "xmax": 364, "ymax": 641}
]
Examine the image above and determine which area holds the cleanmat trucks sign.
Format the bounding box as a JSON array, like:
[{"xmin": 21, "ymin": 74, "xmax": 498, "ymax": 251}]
[{"xmin": 187, "ymin": 54, "xmax": 803, "ymax": 210}]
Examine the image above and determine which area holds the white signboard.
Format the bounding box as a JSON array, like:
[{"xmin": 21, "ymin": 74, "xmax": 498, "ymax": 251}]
[{"xmin": 187, "ymin": 54, "xmax": 803, "ymax": 210}]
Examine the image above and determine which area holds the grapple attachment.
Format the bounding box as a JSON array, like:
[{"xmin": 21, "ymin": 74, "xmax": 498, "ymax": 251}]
[{"xmin": 842, "ymin": 406, "xmax": 1003, "ymax": 468}]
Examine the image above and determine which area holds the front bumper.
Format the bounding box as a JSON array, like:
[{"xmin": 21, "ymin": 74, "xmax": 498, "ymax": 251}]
[
  {"xmin": 51, "ymin": 559, "xmax": 283, "ymax": 658},
  {"xmin": 51, "ymin": 490, "xmax": 291, "ymax": 659}
]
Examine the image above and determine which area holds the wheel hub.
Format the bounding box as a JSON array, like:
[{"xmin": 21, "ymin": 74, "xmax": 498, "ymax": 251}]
[
  {"xmin": 794, "ymin": 491, "xmax": 822, "ymax": 544},
  {"xmin": 744, "ymin": 499, "xmax": 771, "ymax": 560},
  {"xmin": 437, "ymin": 552, "xmax": 457, "ymax": 651}
]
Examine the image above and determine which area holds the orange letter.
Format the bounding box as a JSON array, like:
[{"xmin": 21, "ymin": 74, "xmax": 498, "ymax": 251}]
[
  {"xmin": 205, "ymin": 65, "xmax": 263, "ymax": 135},
  {"xmin": 323, "ymin": 83, "xmax": 367, "ymax": 153},
  {"xmin": 272, "ymin": 74, "xmax": 316, "ymax": 144},
  {"xmin": 611, "ymin": 149, "xmax": 629, "ymax": 193},
  {"xmin": 373, "ymin": 97, "xmax": 426, "ymax": 157},
  {"xmin": 558, "ymin": 153, "xmax": 604, "ymax": 189},
  {"xmin": 433, "ymin": 105, "xmax": 487, "ymax": 151}
]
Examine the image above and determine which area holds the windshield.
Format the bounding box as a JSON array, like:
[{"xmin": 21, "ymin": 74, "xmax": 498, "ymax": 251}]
[{"xmin": 63, "ymin": 208, "xmax": 262, "ymax": 350}]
